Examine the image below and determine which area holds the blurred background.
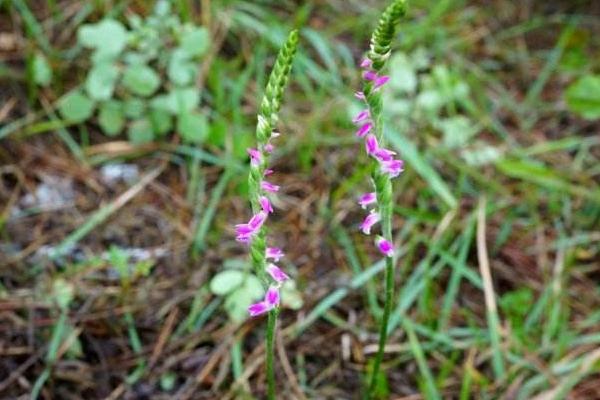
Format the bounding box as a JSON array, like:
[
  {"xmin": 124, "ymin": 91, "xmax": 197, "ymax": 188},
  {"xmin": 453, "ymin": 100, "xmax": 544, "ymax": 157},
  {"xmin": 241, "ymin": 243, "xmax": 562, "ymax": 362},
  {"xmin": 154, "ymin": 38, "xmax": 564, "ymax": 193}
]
[{"xmin": 1, "ymin": 0, "xmax": 599, "ymax": 398}]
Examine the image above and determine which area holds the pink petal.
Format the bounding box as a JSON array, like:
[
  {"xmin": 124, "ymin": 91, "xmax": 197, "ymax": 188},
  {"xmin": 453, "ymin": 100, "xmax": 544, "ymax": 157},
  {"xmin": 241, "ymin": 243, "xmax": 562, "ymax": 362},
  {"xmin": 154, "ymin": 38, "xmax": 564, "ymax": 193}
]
[
  {"xmin": 363, "ymin": 70, "xmax": 378, "ymax": 81},
  {"xmin": 248, "ymin": 211, "xmax": 267, "ymax": 229},
  {"xmin": 352, "ymin": 109, "xmax": 370, "ymax": 124},
  {"xmin": 247, "ymin": 148, "xmax": 262, "ymax": 166},
  {"xmin": 267, "ymin": 264, "xmax": 289, "ymax": 283},
  {"xmin": 365, "ymin": 134, "xmax": 379, "ymax": 155},
  {"xmin": 354, "ymin": 91, "xmax": 366, "ymax": 101},
  {"xmin": 260, "ymin": 196, "xmax": 273, "ymax": 214},
  {"xmin": 265, "ymin": 286, "xmax": 280, "ymax": 307},
  {"xmin": 261, "ymin": 181, "xmax": 280, "ymax": 193},
  {"xmin": 264, "ymin": 143, "xmax": 274, "ymax": 153},
  {"xmin": 358, "ymin": 192, "xmax": 377, "ymax": 209},
  {"xmin": 248, "ymin": 301, "xmax": 270, "ymax": 316},
  {"xmin": 266, "ymin": 247, "xmax": 284, "ymax": 262},
  {"xmin": 360, "ymin": 211, "xmax": 380, "ymax": 235},
  {"xmin": 360, "ymin": 58, "xmax": 373, "ymax": 69},
  {"xmin": 373, "ymin": 75, "xmax": 390, "ymax": 89},
  {"xmin": 380, "ymin": 159, "xmax": 404, "ymax": 178},
  {"xmin": 373, "ymin": 147, "xmax": 396, "ymax": 162},
  {"xmin": 356, "ymin": 122, "xmax": 372, "ymax": 138},
  {"xmin": 376, "ymin": 237, "xmax": 394, "ymax": 257},
  {"xmin": 264, "ymin": 168, "xmax": 274, "ymax": 176}
]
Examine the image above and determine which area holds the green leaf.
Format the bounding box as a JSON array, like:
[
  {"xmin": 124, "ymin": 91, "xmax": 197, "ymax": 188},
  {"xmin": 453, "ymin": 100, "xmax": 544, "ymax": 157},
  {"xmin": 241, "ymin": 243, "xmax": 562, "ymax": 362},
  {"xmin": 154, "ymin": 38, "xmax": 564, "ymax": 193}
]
[
  {"xmin": 32, "ymin": 53, "xmax": 52, "ymax": 86},
  {"xmin": 98, "ymin": 101, "xmax": 125, "ymax": 136},
  {"xmin": 177, "ymin": 112, "xmax": 207, "ymax": 144},
  {"xmin": 151, "ymin": 88, "xmax": 199, "ymax": 114},
  {"xmin": 565, "ymin": 75, "xmax": 600, "ymax": 120},
  {"xmin": 438, "ymin": 116, "xmax": 478, "ymax": 149},
  {"xmin": 179, "ymin": 26, "xmax": 209, "ymax": 57},
  {"xmin": 149, "ymin": 109, "xmax": 172, "ymax": 136},
  {"xmin": 209, "ymin": 270, "xmax": 244, "ymax": 295},
  {"xmin": 389, "ymin": 52, "xmax": 417, "ymax": 93},
  {"xmin": 85, "ymin": 62, "xmax": 119, "ymax": 100},
  {"xmin": 124, "ymin": 98, "xmax": 146, "ymax": 118},
  {"xmin": 52, "ymin": 278, "xmax": 74, "ymax": 310},
  {"xmin": 127, "ymin": 119, "xmax": 154, "ymax": 144},
  {"xmin": 58, "ymin": 91, "xmax": 95, "ymax": 123},
  {"xmin": 122, "ymin": 64, "xmax": 161, "ymax": 97},
  {"xmin": 168, "ymin": 49, "xmax": 196, "ymax": 85},
  {"xmin": 281, "ymin": 281, "xmax": 303, "ymax": 310},
  {"xmin": 224, "ymin": 275, "xmax": 264, "ymax": 323},
  {"xmin": 78, "ymin": 19, "xmax": 127, "ymax": 56}
]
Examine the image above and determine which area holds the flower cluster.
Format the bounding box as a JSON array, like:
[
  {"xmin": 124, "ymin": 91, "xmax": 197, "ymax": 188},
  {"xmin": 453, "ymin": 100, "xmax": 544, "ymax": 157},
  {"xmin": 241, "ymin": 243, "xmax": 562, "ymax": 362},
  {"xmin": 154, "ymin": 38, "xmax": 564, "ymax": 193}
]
[
  {"xmin": 353, "ymin": 58, "xmax": 404, "ymax": 258},
  {"xmin": 234, "ymin": 120, "xmax": 291, "ymax": 317}
]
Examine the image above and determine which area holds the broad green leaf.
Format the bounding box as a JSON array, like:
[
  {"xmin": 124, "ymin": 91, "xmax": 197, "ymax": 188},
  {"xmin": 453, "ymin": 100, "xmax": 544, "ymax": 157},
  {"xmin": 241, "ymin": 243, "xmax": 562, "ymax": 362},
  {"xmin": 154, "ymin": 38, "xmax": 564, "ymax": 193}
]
[
  {"xmin": 151, "ymin": 88, "xmax": 198, "ymax": 114},
  {"xmin": 127, "ymin": 119, "xmax": 154, "ymax": 144},
  {"xmin": 179, "ymin": 26, "xmax": 209, "ymax": 57},
  {"xmin": 389, "ymin": 52, "xmax": 417, "ymax": 94},
  {"xmin": 85, "ymin": 62, "xmax": 119, "ymax": 100},
  {"xmin": 98, "ymin": 101, "xmax": 125, "ymax": 136},
  {"xmin": 122, "ymin": 64, "xmax": 160, "ymax": 97},
  {"xmin": 78, "ymin": 19, "xmax": 127, "ymax": 56},
  {"xmin": 149, "ymin": 109, "xmax": 172, "ymax": 136},
  {"xmin": 224, "ymin": 275, "xmax": 264, "ymax": 323},
  {"xmin": 209, "ymin": 270, "xmax": 244, "ymax": 295},
  {"xmin": 168, "ymin": 49, "xmax": 196, "ymax": 85},
  {"xmin": 178, "ymin": 112, "xmax": 207, "ymax": 144},
  {"xmin": 32, "ymin": 53, "xmax": 52, "ymax": 86},
  {"xmin": 58, "ymin": 91, "xmax": 95, "ymax": 123},
  {"xmin": 565, "ymin": 75, "xmax": 600, "ymax": 120},
  {"xmin": 124, "ymin": 98, "xmax": 146, "ymax": 118},
  {"xmin": 438, "ymin": 116, "xmax": 478, "ymax": 148},
  {"xmin": 281, "ymin": 281, "xmax": 303, "ymax": 310}
]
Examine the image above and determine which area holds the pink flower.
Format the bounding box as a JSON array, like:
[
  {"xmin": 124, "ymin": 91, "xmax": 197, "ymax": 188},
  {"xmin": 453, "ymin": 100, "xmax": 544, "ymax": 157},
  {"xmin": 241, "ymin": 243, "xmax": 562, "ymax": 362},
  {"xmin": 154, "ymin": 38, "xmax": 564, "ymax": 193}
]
[
  {"xmin": 267, "ymin": 263, "xmax": 289, "ymax": 283},
  {"xmin": 264, "ymin": 168, "xmax": 274, "ymax": 176},
  {"xmin": 264, "ymin": 143, "xmax": 274, "ymax": 153},
  {"xmin": 380, "ymin": 159, "xmax": 404, "ymax": 178},
  {"xmin": 358, "ymin": 192, "xmax": 377, "ymax": 209},
  {"xmin": 352, "ymin": 109, "xmax": 370, "ymax": 124},
  {"xmin": 365, "ymin": 134, "xmax": 379, "ymax": 155},
  {"xmin": 373, "ymin": 147, "xmax": 396, "ymax": 162},
  {"xmin": 261, "ymin": 181, "xmax": 280, "ymax": 193},
  {"xmin": 360, "ymin": 211, "xmax": 380, "ymax": 235},
  {"xmin": 266, "ymin": 247, "xmax": 284, "ymax": 262},
  {"xmin": 360, "ymin": 58, "xmax": 373, "ymax": 69},
  {"xmin": 363, "ymin": 70, "xmax": 378, "ymax": 81},
  {"xmin": 373, "ymin": 75, "xmax": 390, "ymax": 89},
  {"xmin": 376, "ymin": 236, "xmax": 394, "ymax": 257},
  {"xmin": 235, "ymin": 211, "xmax": 267, "ymax": 242},
  {"xmin": 247, "ymin": 148, "xmax": 262, "ymax": 166},
  {"xmin": 260, "ymin": 196, "xmax": 273, "ymax": 214},
  {"xmin": 355, "ymin": 91, "xmax": 366, "ymax": 101},
  {"xmin": 247, "ymin": 286, "xmax": 281, "ymax": 317},
  {"xmin": 356, "ymin": 122, "xmax": 372, "ymax": 138}
]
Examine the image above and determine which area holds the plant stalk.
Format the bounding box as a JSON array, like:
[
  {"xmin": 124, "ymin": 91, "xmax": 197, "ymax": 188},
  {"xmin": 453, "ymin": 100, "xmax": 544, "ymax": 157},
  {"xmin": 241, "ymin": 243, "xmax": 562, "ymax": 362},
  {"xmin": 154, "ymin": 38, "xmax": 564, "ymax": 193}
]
[{"xmin": 266, "ymin": 308, "xmax": 278, "ymax": 400}]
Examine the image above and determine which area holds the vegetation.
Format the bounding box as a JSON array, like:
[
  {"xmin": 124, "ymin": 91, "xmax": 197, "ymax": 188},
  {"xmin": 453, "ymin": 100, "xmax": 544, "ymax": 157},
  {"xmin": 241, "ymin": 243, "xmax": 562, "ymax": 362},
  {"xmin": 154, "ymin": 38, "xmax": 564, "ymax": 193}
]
[{"xmin": 1, "ymin": 0, "xmax": 599, "ymax": 398}]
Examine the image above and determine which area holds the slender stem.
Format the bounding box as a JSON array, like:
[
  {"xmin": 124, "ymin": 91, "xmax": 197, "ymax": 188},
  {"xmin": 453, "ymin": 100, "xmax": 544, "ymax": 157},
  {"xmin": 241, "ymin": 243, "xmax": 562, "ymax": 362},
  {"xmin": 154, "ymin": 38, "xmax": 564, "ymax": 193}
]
[
  {"xmin": 266, "ymin": 308, "xmax": 278, "ymax": 400},
  {"xmin": 368, "ymin": 256, "xmax": 394, "ymax": 397}
]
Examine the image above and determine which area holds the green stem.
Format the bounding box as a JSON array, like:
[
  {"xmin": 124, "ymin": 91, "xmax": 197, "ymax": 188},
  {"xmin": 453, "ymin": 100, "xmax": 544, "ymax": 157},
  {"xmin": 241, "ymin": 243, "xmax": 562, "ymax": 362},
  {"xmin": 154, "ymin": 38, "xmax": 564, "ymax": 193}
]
[
  {"xmin": 368, "ymin": 256, "xmax": 394, "ymax": 397},
  {"xmin": 266, "ymin": 308, "xmax": 278, "ymax": 400}
]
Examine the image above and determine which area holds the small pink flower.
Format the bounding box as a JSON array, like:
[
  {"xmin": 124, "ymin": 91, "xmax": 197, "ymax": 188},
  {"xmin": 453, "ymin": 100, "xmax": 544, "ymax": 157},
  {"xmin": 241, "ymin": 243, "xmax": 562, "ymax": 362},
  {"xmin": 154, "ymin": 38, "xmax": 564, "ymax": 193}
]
[
  {"xmin": 380, "ymin": 159, "xmax": 404, "ymax": 178},
  {"xmin": 373, "ymin": 75, "xmax": 390, "ymax": 89},
  {"xmin": 352, "ymin": 109, "xmax": 370, "ymax": 124},
  {"xmin": 376, "ymin": 236, "xmax": 394, "ymax": 257},
  {"xmin": 248, "ymin": 211, "xmax": 267, "ymax": 229},
  {"xmin": 261, "ymin": 181, "xmax": 280, "ymax": 193},
  {"xmin": 271, "ymin": 131, "xmax": 281, "ymax": 138},
  {"xmin": 365, "ymin": 134, "xmax": 379, "ymax": 155},
  {"xmin": 235, "ymin": 211, "xmax": 267, "ymax": 242},
  {"xmin": 356, "ymin": 122, "xmax": 372, "ymax": 138},
  {"xmin": 266, "ymin": 247, "xmax": 284, "ymax": 262},
  {"xmin": 260, "ymin": 196, "xmax": 273, "ymax": 214},
  {"xmin": 247, "ymin": 286, "xmax": 280, "ymax": 317},
  {"xmin": 363, "ymin": 70, "xmax": 378, "ymax": 81},
  {"xmin": 247, "ymin": 148, "xmax": 262, "ymax": 166},
  {"xmin": 264, "ymin": 168, "xmax": 274, "ymax": 176},
  {"xmin": 264, "ymin": 143, "xmax": 274, "ymax": 153},
  {"xmin": 360, "ymin": 211, "xmax": 380, "ymax": 235},
  {"xmin": 373, "ymin": 147, "xmax": 396, "ymax": 162},
  {"xmin": 358, "ymin": 192, "xmax": 377, "ymax": 209},
  {"xmin": 355, "ymin": 91, "xmax": 366, "ymax": 101},
  {"xmin": 267, "ymin": 263, "xmax": 289, "ymax": 283},
  {"xmin": 265, "ymin": 286, "xmax": 280, "ymax": 306},
  {"xmin": 248, "ymin": 301, "xmax": 270, "ymax": 316},
  {"xmin": 360, "ymin": 58, "xmax": 373, "ymax": 69}
]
